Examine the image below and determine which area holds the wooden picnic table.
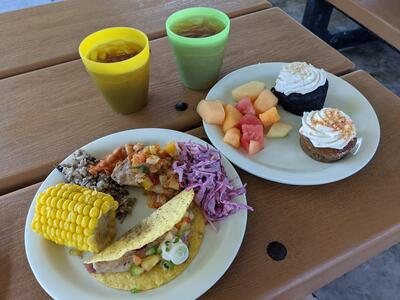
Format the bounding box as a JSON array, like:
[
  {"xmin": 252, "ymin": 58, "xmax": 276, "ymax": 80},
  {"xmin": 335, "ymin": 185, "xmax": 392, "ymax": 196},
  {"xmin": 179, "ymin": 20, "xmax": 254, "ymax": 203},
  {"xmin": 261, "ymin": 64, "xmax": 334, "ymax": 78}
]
[
  {"xmin": 1, "ymin": 71, "xmax": 400, "ymax": 300},
  {"xmin": 1, "ymin": 1, "xmax": 398, "ymax": 299},
  {"xmin": 0, "ymin": 7, "xmax": 354, "ymax": 195},
  {"xmin": 327, "ymin": 0, "xmax": 400, "ymax": 49}
]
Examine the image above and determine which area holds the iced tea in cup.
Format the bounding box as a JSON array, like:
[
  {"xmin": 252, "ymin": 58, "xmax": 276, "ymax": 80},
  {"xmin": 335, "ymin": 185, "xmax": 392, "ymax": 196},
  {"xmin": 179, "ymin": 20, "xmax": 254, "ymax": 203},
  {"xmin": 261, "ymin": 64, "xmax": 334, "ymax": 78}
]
[
  {"xmin": 166, "ymin": 7, "xmax": 230, "ymax": 90},
  {"xmin": 79, "ymin": 27, "xmax": 150, "ymax": 114}
]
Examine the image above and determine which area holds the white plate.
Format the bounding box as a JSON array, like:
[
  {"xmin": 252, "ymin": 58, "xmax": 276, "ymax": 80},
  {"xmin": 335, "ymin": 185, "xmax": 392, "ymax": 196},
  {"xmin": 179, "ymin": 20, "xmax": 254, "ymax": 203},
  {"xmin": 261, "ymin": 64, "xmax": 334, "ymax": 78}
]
[
  {"xmin": 25, "ymin": 128, "xmax": 247, "ymax": 300},
  {"xmin": 204, "ymin": 63, "xmax": 380, "ymax": 185}
]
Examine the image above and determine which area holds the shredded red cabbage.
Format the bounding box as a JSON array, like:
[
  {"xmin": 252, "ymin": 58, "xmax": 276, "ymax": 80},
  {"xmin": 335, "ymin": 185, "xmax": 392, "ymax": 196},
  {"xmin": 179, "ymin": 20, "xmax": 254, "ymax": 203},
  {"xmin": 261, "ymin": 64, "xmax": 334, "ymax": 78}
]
[{"xmin": 173, "ymin": 141, "xmax": 252, "ymax": 225}]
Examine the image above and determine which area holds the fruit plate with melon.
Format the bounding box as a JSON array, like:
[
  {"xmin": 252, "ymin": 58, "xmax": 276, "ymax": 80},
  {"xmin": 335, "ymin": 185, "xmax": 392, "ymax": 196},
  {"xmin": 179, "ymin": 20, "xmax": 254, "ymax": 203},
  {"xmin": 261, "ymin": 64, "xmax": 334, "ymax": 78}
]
[{"xmin": 200, "ymin": 63, "xmax": 380, "ymax": 185}]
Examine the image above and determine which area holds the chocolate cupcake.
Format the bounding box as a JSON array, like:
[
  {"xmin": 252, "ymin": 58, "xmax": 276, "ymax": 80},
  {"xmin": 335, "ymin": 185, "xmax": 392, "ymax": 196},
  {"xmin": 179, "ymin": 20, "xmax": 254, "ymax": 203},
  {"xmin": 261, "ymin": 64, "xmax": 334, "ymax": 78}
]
[
  {"xmin": 299, "ymin": 108, "xmax": 357, "ymax": 162},
  {"xmin": 271, "ymin": 62, "xmax": 328, "ymax": 116}
]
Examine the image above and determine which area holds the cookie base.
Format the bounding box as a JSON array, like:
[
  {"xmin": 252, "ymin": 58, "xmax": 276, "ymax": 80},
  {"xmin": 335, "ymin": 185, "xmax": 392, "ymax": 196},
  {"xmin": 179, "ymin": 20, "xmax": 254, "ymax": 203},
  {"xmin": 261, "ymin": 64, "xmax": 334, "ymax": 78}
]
[{"xmin": 300, "ymin": 134, "xmax": 357, "ymax": 162}]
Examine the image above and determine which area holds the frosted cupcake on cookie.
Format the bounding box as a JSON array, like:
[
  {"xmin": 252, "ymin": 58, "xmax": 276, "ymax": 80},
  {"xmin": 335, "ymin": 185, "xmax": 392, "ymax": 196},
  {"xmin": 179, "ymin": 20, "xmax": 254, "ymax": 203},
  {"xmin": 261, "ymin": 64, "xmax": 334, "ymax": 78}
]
[
  {"xmin": 299, "ymin": 108, "xmax": 357, "ymax": 162},
  {"xmin": 272, "ymin": 62, "xmax": 328, "ymax": 116}
]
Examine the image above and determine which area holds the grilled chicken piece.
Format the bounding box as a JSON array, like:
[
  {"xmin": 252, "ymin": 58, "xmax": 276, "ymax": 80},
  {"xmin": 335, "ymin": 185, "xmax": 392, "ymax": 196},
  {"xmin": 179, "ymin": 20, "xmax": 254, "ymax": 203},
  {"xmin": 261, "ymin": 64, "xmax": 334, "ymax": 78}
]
[
  {"xmin": 111, "ymin": 158, "xmax": 141, "ymax": 186},
  {"xmin": 91, "ymin": 250, "xmax": 135, "ymax": 273}
]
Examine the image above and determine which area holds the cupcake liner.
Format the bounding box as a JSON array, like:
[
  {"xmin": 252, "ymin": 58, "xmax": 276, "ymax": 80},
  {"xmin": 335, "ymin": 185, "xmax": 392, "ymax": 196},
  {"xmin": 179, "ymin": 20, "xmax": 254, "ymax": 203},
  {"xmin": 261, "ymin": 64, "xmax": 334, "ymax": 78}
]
[{"xmin": 272, "ymin": 80, "xmax": 329, "ymax": 116}]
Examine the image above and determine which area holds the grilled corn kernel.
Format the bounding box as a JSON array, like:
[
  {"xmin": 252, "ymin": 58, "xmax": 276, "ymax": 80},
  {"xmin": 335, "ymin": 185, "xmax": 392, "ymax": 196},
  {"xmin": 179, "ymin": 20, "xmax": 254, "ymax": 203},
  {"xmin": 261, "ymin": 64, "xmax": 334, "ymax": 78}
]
[
  {"xmin": 83, "ymin": 204, "xmax": 91, "ymax": 215},
  {"xmin": 101, "ymin": 201, "xmax": 111, "ymax": 214},
  {"xmin": 89, "ymin": 207, "xmax": 100, "ymax": 218},
  {"xmin": 81, "ymin": 215, "xmax": 90, "ymax": 228},
  {"xmin": 31, "ymin": 183, "xmax": 118, "ymax": 253}
]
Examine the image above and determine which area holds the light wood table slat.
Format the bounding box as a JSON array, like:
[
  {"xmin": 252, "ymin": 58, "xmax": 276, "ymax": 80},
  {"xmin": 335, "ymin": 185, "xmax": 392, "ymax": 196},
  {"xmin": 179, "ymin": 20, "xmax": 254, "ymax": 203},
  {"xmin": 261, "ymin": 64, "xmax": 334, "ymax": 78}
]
[
  {"xmin": 0, "ymin": 8, "xmax": 354, "ymax": 195},
  {"xmin": 0, "ymin": 183, "xmax": 49, "ymax": 300},
  {"xmin": 328, "ymin": 0, "xmax": 400, "ymax": 49},
  {"xmin": 0, "ymin": 0, "xmax": 270, "ymax": 79},
  {"xmin": 1, "ymin": 71, "xmax": 399, "ymax": 300},
  {"xmin": 186, "ymin": 126, "xmax": 208, "ymax": 140}
]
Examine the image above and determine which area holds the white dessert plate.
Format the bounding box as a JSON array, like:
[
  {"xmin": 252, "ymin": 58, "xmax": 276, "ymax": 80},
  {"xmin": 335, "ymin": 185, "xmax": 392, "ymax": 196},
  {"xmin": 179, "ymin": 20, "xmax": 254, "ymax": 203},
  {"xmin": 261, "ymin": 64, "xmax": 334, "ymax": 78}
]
[
  {"xmin": 25, "ymin": 128, "xmax": 247, "ymax": 300},
  {"xmin": 203, "ymin": 62, "xmax": 380, "ymax": 185}
]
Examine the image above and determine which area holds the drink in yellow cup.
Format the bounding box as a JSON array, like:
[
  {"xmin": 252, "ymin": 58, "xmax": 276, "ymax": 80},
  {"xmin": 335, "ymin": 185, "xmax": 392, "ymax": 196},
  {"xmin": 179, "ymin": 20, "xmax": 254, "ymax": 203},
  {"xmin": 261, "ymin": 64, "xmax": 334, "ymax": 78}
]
[{"xmin": 79, "ymin": 27, "xmax": 150, "ymax": 114}]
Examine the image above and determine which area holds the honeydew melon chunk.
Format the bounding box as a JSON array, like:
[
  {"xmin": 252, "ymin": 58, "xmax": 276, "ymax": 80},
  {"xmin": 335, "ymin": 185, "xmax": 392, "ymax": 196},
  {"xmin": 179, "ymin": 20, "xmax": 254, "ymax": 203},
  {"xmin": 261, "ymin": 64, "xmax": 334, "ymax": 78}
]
[
  {"xmin": 232, "ymin": 81, "xmax": 265, "ymax": 102},
  {"xmin": 266, "ymin": 122, "xmax": 293, "ymax": 138}
]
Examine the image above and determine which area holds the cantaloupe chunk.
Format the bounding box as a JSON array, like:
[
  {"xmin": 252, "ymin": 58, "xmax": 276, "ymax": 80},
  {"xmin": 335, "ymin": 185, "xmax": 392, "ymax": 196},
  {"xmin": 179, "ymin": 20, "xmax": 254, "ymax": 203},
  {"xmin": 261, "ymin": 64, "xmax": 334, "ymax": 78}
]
[
  {"xmin": 215, "ymin": 100, "xmax": 227, "ymax": 108},
  {"xmin": 248, "ymin": 140, "xmax": 263, "ymax": 155},
  {"xmin": 196, "ymin": 100, "xmax": 225, "ymax": 125},
  {"xmin": 266, "ymin": 122, "xmax": 293, "ymax": 138},
  {"xmin": 253, "ymin": 89, "xmax": 278, "ymax": 114},
  {"xmin": 222, "ymin": 104, "xmax": 242, "ymax": 132},
  {"xmin": 232, "ymin": 81, "xmax": 265, "ymax": 102},
  {"xmin": 223, "ymin": 128, "xmax": 241, "ymax": 148},
  {"xmin": 259, "ymin": 107, "xmax": 280, "ymax": 128}
]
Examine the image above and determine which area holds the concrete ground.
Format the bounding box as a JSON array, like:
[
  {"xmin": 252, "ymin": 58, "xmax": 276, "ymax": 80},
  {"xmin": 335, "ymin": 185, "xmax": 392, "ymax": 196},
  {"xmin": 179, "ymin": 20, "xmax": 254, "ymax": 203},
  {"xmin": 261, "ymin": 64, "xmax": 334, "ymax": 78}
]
[
  {"xmin": 0, "ymin": 0, "xmax": 59, "ymax": 13},
  {"xmin": 2, "ymin": 1, "xmax": 400, "ymax": 300}
]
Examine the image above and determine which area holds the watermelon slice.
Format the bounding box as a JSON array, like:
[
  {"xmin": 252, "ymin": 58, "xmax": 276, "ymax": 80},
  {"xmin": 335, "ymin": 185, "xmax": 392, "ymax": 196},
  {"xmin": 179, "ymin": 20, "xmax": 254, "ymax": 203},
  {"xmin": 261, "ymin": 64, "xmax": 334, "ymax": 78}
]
[
  {"xmin": 237, "ymin": 114, "xmax": 263, "ymax": 129},
  {"xmin": 235, "ymin": 97, "xmax": 255, "ymax": 115},
  {"xmin": 240, "ymin": 124, "xmax": 264, "ymax": 154}
]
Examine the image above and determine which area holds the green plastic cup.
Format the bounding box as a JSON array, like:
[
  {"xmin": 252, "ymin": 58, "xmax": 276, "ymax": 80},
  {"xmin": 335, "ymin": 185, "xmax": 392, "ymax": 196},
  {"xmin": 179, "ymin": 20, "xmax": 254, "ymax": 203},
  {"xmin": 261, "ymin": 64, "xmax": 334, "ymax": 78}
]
[{"xmin": 166, "ymin": 7, "xmax": 230, "ymax": 90}]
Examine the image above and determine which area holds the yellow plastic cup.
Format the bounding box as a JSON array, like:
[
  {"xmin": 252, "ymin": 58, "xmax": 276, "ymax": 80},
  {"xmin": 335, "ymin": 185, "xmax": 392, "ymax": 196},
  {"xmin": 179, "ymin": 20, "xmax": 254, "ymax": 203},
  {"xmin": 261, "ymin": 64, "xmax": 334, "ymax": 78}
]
[{"xmin": 79, "ymin": 27, "xmax": 150, "ymax": 114}]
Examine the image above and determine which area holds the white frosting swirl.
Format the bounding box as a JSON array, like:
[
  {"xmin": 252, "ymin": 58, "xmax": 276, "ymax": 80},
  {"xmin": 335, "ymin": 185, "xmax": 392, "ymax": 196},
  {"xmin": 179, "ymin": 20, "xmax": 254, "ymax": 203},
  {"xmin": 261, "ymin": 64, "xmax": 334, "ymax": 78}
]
[
  {"xmin": 275, "ymin": 62, "xmax": 327, "ymax": 95},
  {"xmin": 299, "ymin": 108, "xmax": 357, "ymax": 149}
]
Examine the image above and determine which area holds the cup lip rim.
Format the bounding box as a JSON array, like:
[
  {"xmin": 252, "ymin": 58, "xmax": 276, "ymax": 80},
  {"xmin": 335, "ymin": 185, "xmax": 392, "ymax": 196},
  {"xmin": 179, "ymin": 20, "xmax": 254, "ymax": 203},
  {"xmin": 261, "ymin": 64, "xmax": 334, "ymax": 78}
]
[
  {"xmin": 79, "ymin": 26, "xmax": 149, "ymax": 67},
  {"xmin": 165, "ymin": 7, "xmax": 230, "ymax": 43}
]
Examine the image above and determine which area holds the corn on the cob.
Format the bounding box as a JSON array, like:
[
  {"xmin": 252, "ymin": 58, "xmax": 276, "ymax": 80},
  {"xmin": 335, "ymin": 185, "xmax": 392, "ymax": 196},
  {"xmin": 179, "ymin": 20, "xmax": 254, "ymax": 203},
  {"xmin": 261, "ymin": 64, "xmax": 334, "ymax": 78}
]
[{"xmin": 31, "ymin": 183, "xmax": 119, "ymax": 253}]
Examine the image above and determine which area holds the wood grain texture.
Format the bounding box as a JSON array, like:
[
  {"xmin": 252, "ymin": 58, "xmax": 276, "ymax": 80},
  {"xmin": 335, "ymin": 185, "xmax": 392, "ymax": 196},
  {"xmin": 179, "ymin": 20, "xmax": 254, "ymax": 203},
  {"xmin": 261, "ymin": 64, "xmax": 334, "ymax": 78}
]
[
  {"xmin": 200, "ymin": 71, "xmax": 400, "ymax": 299},
  {"xmin": 1, "ymin": 71, "xmax": 399, "ymax": 300},
  {"xmin": 0, "ymin": 8, "xmax": 354, "ymax": 195},
  {"xmin": 0, "ymin": 183, "xmax": 50, "ymax": 300},
  {"xmin": 0, "ymin": 0, "xmax": 270, "ymax": 79},
  {"xmin": 328, "ymin": 0, "xmax": 400, "ymax": 49},
  {"xmin": 186, "ymin": 126, "xmax": 207, "ymax": 140}
]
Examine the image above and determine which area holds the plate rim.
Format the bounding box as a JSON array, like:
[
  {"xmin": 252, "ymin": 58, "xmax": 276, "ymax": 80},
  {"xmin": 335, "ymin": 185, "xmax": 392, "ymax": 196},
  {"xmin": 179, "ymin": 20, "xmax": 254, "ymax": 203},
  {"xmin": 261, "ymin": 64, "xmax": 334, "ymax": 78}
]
[
  {"xmin": 203, "ymin": 62, "xmax": 381, "ymax": 185},
  {"xmin": 24, "ymin": 128, "xmax": 248, "ymax": 300}
]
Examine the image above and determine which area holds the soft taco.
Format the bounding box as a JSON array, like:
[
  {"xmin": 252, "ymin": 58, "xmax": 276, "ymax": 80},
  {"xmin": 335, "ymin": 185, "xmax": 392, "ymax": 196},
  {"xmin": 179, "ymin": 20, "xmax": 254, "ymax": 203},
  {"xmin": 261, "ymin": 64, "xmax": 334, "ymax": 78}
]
[{"xmin": 83, "ymin": 189, "xmax": 205, "ymax": 292}]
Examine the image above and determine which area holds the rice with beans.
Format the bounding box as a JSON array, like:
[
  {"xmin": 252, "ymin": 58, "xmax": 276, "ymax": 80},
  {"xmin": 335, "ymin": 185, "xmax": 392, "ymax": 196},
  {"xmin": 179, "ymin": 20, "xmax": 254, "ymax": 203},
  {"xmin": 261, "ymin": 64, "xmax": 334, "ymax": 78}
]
[{"xmin": 57, "ymin": 149, "xmax": 136, "ymax": 223}]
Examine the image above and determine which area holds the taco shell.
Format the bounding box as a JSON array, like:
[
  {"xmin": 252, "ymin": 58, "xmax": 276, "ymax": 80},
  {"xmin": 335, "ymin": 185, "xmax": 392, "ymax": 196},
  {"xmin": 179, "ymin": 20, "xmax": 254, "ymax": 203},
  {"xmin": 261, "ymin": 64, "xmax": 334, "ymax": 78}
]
[
  {"xmin": 92, "ymin": 204, "xmax": 204, "ymax": 291},
  {"xmin": 86, "ymin": 189, "xmax": 195, "ymax": 264},
  {"xmin": 85, "ymin": 189, "xmax": 205, "ymax": 291}
]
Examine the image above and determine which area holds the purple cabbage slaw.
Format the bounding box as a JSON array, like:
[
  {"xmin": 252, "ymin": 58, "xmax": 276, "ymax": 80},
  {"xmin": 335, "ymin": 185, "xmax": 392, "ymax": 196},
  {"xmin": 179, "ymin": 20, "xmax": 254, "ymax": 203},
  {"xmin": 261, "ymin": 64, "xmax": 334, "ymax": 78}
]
[{"xmin": 172, "ymin": 141, "xmax": 253, "ymax": 227}]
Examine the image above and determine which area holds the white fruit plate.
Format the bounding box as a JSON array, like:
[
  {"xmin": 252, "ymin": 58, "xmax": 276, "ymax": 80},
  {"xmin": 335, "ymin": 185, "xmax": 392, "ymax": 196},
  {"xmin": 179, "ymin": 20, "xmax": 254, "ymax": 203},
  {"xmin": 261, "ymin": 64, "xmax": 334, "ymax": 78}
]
[{"xmin": 203, "ymin": 62, "xmax": 380, "ymax": 185}]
